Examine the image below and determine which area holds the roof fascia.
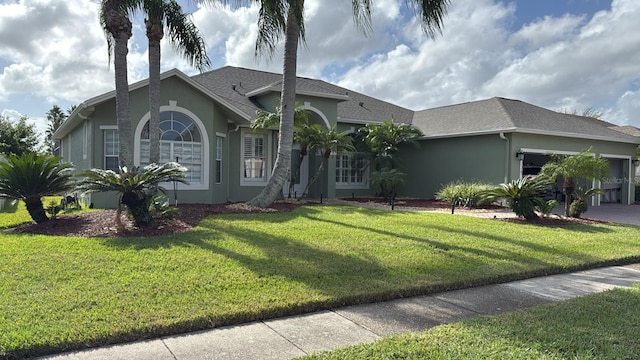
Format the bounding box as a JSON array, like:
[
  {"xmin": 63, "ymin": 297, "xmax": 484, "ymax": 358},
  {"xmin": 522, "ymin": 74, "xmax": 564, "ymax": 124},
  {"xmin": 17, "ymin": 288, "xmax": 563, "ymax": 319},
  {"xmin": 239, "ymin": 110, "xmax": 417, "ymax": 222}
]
[{"xmin": 419, "ymin": 127, "xmax": 640, "ymax": 144}]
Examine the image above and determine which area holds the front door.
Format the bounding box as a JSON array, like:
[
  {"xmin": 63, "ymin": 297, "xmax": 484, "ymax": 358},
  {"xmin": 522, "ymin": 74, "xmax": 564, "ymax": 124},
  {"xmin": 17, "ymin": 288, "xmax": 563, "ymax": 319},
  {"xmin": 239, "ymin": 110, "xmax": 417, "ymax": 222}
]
[{"xmin": 283, "ymin": 148, "xmax": 309, "ymax": 198}]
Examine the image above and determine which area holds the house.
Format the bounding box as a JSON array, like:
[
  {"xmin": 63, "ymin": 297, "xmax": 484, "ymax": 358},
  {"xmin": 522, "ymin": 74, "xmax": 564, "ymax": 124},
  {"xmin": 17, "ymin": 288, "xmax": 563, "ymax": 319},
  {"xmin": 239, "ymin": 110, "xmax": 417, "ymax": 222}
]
[{"xmin": 54, "ymin": 66, "xmax": 640, "ymax": 208}]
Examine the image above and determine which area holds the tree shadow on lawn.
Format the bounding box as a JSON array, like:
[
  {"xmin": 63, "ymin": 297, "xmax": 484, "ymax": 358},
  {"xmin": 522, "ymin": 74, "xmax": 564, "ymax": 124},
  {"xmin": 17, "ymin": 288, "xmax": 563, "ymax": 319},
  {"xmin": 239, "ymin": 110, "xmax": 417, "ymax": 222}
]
[{"xmin": 301, "ymin": 211, "xmax": 605, "ymax": 274}]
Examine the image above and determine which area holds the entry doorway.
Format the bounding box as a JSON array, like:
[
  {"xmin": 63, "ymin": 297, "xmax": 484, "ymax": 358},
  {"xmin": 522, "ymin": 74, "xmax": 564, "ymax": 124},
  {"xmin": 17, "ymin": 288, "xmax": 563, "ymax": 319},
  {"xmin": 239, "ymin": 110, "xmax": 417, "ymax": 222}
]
[{"xmin": 283, "ymin": 147, "xmax": 309, "ymax": 198}]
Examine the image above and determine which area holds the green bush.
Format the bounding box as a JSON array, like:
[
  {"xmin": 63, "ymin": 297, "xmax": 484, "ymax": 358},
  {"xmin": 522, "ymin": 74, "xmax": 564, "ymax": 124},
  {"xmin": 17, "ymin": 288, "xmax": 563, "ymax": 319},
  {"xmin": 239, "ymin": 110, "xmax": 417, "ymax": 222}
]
[
  {"xmin": 534, "ymin": 198, "xmax": 560, "ymax": 217},
  {"xmin": 436, "ymin": 180, "xmax": 493, "ymax": 208}
]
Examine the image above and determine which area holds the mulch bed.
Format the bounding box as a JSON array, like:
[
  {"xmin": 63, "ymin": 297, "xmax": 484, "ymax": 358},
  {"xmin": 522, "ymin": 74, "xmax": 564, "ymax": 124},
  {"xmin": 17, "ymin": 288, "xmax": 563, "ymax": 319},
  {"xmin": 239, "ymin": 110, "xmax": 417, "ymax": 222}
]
[
  {"xmin": 10, "ymin": 201, "xmax": 311, "ymax": 238},
  {"xmin": 9, "ymin": 198, "xmax": 607, "ymax": 238}
]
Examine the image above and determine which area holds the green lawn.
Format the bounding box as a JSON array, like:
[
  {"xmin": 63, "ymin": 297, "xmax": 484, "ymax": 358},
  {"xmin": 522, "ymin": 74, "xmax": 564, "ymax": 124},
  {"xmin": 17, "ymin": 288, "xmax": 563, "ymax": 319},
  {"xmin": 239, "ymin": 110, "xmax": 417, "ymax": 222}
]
[
  {"xmin": 2, "ymin": 204, "xmax": 640, "ymax": 358},
  {"xmin": 301, "ymin": 285, "xmax": 640, "ymax": 359}
]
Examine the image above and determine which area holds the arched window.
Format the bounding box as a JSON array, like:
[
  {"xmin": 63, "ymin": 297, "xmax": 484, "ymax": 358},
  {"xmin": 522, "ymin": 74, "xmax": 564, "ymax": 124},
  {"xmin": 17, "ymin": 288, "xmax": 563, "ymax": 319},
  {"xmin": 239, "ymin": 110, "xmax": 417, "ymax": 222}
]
[{"xmin": 140, "ymin": 111, "xmax": 203, "ymax": 183}]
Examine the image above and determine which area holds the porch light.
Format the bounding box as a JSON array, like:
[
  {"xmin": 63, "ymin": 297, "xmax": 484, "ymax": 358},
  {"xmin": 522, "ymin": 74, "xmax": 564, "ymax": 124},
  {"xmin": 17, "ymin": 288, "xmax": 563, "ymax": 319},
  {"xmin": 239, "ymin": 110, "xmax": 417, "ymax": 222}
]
[
  {"xmin": 515, "ymin": 150, "xmax": 525, "ymax": 161},
  {"xmin": 632, "ymin": 159, "xmax": 640, "ymax": 166}
]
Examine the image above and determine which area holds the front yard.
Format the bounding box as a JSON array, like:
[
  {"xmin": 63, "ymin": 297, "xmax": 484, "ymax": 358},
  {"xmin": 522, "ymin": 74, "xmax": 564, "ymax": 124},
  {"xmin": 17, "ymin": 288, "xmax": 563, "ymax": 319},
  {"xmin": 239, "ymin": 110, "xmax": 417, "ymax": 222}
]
[{"xmin": 2, "ymin": 203, "xmax": 640, "ymax": 358}]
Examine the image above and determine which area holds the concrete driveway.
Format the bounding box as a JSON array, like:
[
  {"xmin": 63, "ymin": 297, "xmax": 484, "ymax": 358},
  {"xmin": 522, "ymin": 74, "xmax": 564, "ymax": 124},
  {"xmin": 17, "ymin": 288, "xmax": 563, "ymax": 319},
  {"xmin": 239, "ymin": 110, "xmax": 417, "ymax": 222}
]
[{"xmin": 564, "ymin": 204, "xmax": 640, "ymax": 225}]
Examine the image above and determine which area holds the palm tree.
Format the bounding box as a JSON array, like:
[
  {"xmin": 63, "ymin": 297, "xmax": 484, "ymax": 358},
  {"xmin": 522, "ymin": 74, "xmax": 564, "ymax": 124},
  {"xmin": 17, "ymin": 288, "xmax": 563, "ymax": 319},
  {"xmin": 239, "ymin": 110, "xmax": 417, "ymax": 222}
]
[
  {"xmin": 248, "ymin": 0, "xmax": 304, "ymax": 207},
  {"xmin": 0, "ymin": 154, "xmax": 75, "ymax": 224},
  {"xmin": 484, "ymin": 176, "xmax": 552, "ymax": 220},
  {"xmin": 248, "ymin": 0, "xmax": 450, "ymax": 207},
  {"xmin": 300, "ymin": 125, "xmax": 355, "ymax": 198},
  {"xmin": 100, "ymin": 0, "xmax": 137, "ymax": 170},
  {"xmin": 358, "ymin": 119, "xmax": 423, "ymax": 170},
  {"xmin": 144, "ymin": 0, "xmax": 211, "ymax": 164},
  {"xmin": 540, "ymin": 150, "xmax": 610, "ymax": 217}
]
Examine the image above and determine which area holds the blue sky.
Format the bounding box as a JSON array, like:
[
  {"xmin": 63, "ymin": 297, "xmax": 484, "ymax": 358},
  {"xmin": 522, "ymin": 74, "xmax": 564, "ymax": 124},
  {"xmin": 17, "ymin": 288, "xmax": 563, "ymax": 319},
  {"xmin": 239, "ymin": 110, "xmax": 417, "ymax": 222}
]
[{"xmin": 0, "ymin": 0, "xmax": 638, "ymax": 142}]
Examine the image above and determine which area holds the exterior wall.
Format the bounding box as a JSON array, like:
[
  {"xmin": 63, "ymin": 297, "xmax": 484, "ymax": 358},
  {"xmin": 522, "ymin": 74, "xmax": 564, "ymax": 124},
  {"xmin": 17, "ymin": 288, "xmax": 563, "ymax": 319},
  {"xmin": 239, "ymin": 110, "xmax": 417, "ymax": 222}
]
[{"xmin": 398, "ymin": 134, "xmax": 507, "ymax": 199}]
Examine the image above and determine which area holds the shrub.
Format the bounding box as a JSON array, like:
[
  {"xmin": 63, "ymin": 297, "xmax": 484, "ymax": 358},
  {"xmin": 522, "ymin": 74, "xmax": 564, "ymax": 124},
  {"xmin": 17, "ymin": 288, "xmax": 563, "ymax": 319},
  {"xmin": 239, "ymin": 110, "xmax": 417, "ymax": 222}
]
[
  {"xmin": 371, "ymin": 168, "xmax": 406, "ymax": 202},
  {"xmin": 569, "ymin": 186, "xmax": 604, "ymax": 218},
  {"xmin": 76, "ymin": 163, "xmax": 188, "ymax": 227},
  {"xmin": 436, "ymin": 180, "xmax": 493, "ymax": 208},
  {"xmin": 534, "ymin": 198, "xmax": 560, "ymax": 217},
  {"xmin": 483, "ymin": 176, "xmax": 552, "ymax": 220}
]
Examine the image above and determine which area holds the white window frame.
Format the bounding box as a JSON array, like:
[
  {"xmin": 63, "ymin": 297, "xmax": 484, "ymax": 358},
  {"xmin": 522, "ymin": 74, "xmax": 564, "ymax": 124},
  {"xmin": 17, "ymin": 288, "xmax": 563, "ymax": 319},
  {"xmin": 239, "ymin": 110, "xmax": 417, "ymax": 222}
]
[
  {"xmin": 134, "ymin": 101, "xmax": 209, "ymax": 190},
  {"xmin": 216, "ymin": 133, "xmax": 224, "ymax": 184},
  {"xmin": 336, "ymin": 153, "xmax": 369, "ymax": 189},
  {"xmin": 101, "ymin": 125, "xmax": 119, "ymax": 172},
  {"xmin": 240, "ymin": 128, "xmax": 272, "ymax": 186}
]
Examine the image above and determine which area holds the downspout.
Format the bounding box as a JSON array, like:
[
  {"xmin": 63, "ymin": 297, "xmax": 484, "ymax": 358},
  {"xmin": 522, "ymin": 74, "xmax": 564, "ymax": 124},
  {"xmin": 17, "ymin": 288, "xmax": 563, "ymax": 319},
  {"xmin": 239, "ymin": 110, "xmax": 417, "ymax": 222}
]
[
  {"xmin": 499, "ymin": 132, "xmax": 509, "ymax": 183},
  {"xmin": 226, "ymin": 125, "xmax": 241, "ymax": 202}
]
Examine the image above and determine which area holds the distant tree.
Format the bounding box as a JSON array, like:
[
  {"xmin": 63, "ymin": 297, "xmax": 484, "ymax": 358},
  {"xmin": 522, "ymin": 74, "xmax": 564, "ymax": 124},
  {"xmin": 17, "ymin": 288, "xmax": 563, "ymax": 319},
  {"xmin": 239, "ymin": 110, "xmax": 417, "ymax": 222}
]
[
  {"xmin": 0, "ymin": 115, "xmax": 40, "ymax": 156},
  {"xmin": 560, "ymin": 107, "xmax": 604, "ymax": 120},
  {"xmin": 45, "ymin": 105, "xmax": 68, "ymax": 155}
]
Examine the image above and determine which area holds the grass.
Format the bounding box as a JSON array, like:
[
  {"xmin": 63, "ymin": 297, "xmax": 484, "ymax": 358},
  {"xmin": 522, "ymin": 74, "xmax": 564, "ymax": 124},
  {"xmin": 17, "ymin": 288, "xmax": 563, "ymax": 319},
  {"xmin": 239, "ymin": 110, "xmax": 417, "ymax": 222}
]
[
  {"xmin": 1, "ymin": 204, "xmax": 640, "ymax": 358},
  {"xmin": 301, "ymin": 285, "xmax": 640, "ymax": 359}
]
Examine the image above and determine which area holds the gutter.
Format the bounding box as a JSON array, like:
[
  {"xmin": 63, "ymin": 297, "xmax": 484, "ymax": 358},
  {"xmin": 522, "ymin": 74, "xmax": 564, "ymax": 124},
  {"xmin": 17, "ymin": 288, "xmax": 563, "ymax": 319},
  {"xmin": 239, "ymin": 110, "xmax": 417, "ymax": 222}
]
[{"xmin": 499, "ymin": 132, "xmax": 509, "ymax": 183}]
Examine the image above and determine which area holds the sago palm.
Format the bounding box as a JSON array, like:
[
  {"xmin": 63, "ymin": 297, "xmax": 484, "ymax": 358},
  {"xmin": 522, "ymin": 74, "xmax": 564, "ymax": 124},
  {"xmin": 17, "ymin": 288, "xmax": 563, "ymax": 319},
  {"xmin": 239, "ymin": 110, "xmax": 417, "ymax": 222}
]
[
  {"xmin": 0, "ymin": 153, "xmax": 75, "ymax": 224},
  {"xmin": 76, "ymin": 162, "xmax": 188, "ymax": 228},
  {"xmin": 484, "ymin": 176, "xmax": 552, "ymax": 220}
]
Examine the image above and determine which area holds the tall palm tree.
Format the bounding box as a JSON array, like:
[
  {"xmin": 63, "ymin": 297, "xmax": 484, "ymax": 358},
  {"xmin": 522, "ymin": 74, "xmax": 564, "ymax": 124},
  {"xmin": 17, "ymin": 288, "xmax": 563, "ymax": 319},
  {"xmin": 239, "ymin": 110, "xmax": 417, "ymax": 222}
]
[
  {"xmin": 144, "ymin": 0, "xmax": 211, "ymax": 164},
  {"xmin": 100, "ymin": 0, "xmax": 137, "ymax": 170},
  {"xmin": 540, "ymin": 149, "xmax": 609, "ymax": 217},
  {"xmin": 248, "ymin": 0, "xmax": 450, "ymax": 207},
  {"xmin": 248, "ymin": 0, "xmax": 305, "ymax": 207}
]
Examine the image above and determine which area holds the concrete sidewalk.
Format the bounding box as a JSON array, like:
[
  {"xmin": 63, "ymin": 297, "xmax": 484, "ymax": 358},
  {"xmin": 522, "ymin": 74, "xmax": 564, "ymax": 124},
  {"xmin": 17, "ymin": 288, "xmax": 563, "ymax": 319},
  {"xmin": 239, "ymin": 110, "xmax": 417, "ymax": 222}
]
[{"xmin": 41, "ymin": 263, "xmax": 640, "ymax": 360}]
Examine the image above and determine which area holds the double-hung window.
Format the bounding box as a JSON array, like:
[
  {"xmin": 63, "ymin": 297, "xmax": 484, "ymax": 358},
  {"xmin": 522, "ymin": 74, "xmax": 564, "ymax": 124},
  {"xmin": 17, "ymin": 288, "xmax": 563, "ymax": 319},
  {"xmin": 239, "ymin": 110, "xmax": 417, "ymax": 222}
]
[
  {"xmin": 336, "ymin": 153, "xmax": 369, "ymax": 189},
  {"xmin": 215, "ymin": 136, "xmax": 223, "ymax": 184},
  {"xmin": 104, "ymin": 128, "xmax": 119, "ymax": 172},
  {"xmin": 242, "ymin": 130, "xmax": 268, "ymax": 184}
]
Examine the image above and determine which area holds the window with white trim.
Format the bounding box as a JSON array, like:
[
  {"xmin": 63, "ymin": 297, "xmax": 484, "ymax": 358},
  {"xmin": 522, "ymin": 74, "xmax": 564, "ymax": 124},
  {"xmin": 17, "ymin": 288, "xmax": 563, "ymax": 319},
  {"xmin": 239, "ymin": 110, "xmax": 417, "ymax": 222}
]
[
  {"xmin": 140, "ymin": 111, "xmax": 203, "ymax": 183},
  {"xmin": 104, "ymin": 129, "xmax": 119, "ymax": 172},
  {"xmin": 216, "ymin": 136, "xmax": 223, "ymax": 184},
  {"xmin": 336, "ymin": 153, "xmax": 369, "ymax": 188},
  {"xmin": 242, "ymin": 130, "xmax": 268, "ymax": 184}
]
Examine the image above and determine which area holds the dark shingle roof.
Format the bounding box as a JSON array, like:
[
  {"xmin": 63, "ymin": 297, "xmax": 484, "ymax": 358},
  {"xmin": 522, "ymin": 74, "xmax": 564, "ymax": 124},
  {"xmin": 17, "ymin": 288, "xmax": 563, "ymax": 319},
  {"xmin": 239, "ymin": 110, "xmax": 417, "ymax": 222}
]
[
  {"xmin": 191, "ymin": 66, "xmax": 413, "ymax": 124},
  {"xmin": 412, "ymin": 97, "xmax": 640, "ymax": 143}
]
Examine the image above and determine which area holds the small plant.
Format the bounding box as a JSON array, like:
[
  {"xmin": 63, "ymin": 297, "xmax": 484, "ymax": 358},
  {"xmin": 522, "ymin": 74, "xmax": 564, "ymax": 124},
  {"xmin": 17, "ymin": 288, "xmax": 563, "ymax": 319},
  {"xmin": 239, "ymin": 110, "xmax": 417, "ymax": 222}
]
[
  {"xmin": 149, "ymin": 195, "xmax": 180, "ymax": 219},
  {"xmin": 534, "ymin": 198, "xmax": 560, "ymax": 218},
  {"xmin": 483, "ymin": 176, "xmax": 552, "ymax": 220},
  {"xmin": 371, "ymin": 168, "xmax": 406, "ymax": 202},
  {"xmin": 45, "ymin": 200, "xmax": 62, "ymax": 220},
  {"xmin": 569, "ymin": 186, "xmax": 604, "ymax": 218}
]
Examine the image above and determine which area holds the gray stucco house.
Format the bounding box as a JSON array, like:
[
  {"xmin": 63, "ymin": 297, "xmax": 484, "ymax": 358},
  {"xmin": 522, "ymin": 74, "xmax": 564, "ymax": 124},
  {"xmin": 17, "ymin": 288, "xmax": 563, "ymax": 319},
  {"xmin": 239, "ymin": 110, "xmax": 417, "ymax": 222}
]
[{"xmin": 54, "ymin": 66, "xmax": 640, "ymax": 208}]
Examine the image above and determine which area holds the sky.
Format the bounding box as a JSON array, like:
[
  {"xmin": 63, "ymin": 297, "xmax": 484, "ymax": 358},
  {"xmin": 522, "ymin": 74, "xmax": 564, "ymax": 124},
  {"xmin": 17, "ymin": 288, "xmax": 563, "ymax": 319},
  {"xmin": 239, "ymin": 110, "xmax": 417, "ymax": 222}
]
[{"xmin": 0, "ymin": 0, "xmax": 638, "ymax": 143}]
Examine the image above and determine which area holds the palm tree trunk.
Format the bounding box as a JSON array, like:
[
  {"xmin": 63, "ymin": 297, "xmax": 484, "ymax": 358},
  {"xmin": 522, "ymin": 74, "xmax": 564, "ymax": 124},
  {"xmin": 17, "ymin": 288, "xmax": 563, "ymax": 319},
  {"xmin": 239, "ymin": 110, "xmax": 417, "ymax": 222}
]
[
  {"xmin": 147, "ymin": 19, "xmax": 163, "ymax": 165},
  {"xmin": 25, "ymin": 197, "xmax": 48, "ymax": 224},
  {"xmin": 248, "ymin": 5, "xmax": 300, "ymax": 208},
  {"xmin": 563, "ymin": 177, "xmax": 575, "ymax": 216},
  {"xmin": 111, "ymin": 10, "xmax": 134, "ymax": 170}
]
